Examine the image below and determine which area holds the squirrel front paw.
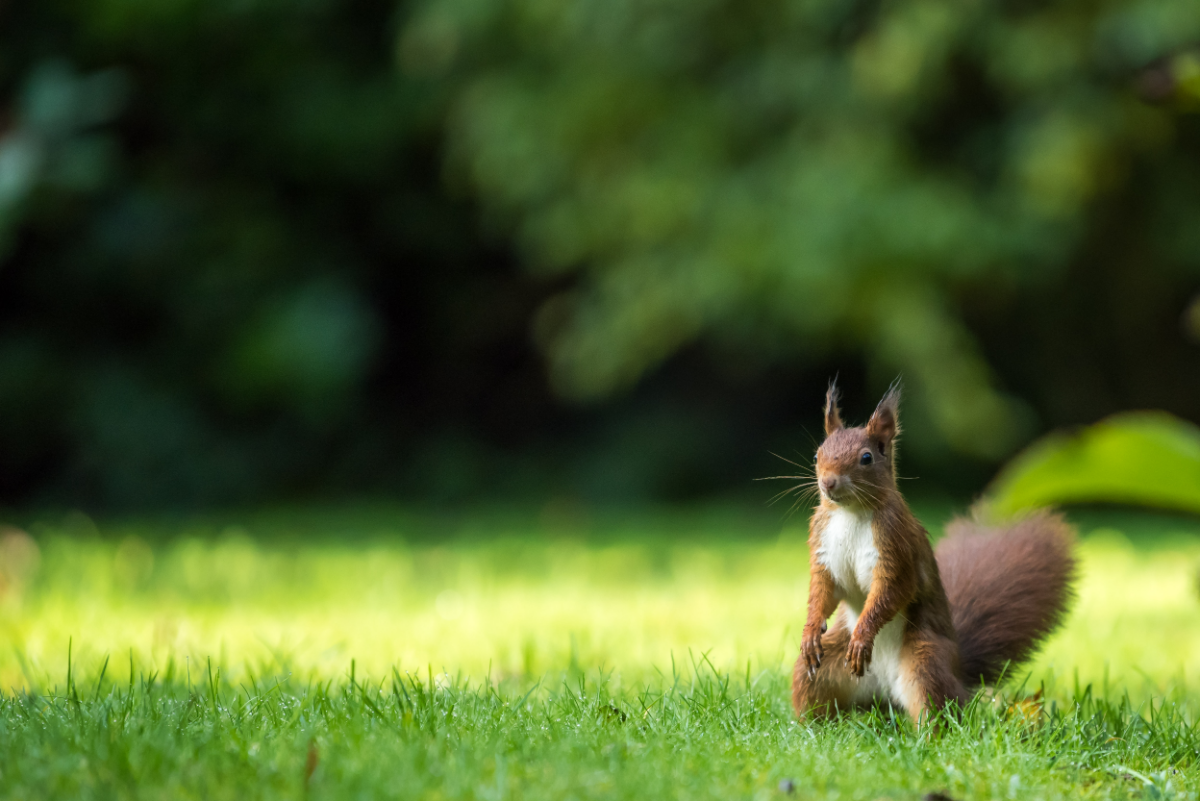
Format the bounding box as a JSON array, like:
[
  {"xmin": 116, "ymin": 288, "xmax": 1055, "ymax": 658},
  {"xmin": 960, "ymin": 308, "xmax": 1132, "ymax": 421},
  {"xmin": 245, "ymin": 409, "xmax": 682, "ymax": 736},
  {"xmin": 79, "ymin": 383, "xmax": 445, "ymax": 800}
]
[
  {"xmin": 845, "ymin": 636, "xmax": 873, "ymax": 677},
  {"xmin": 800, "ymin": 621, "xmax": 827, "ymax": 677}
]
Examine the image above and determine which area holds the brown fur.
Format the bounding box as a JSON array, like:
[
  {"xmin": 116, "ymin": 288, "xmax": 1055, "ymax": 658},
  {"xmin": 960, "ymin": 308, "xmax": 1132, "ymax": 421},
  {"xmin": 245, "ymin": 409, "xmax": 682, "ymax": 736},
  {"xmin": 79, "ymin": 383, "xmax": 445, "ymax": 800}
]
[
  {"xmin": 791, "ymin": 382, "xmax": 1076, "ymax": 724},
  {"xmin": 792, "ymin": 610, "xmax": 856, "ymax": 718},
  {"xmin": 936, "ymin": 510, "xmax": 1077, "ymax": 686}
]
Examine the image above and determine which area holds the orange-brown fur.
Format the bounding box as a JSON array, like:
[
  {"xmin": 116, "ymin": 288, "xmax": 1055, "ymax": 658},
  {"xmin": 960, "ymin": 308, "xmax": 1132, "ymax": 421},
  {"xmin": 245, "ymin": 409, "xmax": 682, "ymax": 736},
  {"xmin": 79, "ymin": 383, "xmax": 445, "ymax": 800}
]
[
  {"xmin": 938, "ymin": 510, "xmax": 1077, "ymax": 686},
  {"xmin": 791, "ymin": 382, "xmax": 1076, "ymax": 725}
]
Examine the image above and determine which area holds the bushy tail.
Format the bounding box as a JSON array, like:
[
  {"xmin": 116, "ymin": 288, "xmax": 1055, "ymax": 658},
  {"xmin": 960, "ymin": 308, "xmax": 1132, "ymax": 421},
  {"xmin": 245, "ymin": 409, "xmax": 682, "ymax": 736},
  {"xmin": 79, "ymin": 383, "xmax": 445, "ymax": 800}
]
[{"xmin": 935, "ymin": 510, "xmax": 1077, "ymax": 686}]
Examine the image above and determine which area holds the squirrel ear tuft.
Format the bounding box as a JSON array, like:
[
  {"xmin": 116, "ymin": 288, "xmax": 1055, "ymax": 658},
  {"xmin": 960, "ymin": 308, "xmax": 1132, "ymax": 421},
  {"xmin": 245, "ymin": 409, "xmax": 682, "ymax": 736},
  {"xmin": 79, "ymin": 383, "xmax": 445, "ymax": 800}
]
[
  {"xmin": 824, "ymin": 380, "xmax": 843, "ymax": 436},
  {"xmin": 867, "ymin": 380, "xmax": 901, "ymax": 445}
]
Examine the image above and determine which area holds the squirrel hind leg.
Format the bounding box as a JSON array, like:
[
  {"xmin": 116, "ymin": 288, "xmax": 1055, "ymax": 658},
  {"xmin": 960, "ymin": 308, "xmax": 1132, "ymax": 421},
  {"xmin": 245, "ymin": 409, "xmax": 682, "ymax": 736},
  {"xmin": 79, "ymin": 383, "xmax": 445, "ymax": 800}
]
[
  {"xmin": 792, "ymin": 619, "xmax": 859, "ymax": 720},
  {"xmin": 896, "ymin": 632, "xmax": 969, "ymax": 726}
]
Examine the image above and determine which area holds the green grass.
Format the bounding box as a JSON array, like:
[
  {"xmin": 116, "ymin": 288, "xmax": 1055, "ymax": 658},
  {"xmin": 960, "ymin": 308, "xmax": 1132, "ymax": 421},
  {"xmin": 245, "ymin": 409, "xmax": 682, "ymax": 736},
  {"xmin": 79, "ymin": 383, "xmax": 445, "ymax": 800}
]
[{"xmin": 1, "ymin": 503, "xmax": 1199, "ymax": 799}]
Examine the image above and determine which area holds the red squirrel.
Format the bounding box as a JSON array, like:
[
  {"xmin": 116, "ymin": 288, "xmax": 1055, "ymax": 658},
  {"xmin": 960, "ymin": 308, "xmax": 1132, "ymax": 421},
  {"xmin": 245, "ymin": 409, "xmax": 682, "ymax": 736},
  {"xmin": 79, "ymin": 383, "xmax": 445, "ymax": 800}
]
[{"xmin": 791, "ymin": 382, "xmax": 1076, "ymax": 724}]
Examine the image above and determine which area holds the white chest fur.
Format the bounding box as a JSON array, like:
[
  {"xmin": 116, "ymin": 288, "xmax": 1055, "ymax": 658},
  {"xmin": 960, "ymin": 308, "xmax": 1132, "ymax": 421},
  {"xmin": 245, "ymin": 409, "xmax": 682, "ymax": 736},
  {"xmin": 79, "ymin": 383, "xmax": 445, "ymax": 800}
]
[
  {"xmin": 817, "ymin": 508, "xmax": 914, "ymax": 710},
  {"xmin": 815, "ymin": 507, "xmax": 877, "ymax": 608}
]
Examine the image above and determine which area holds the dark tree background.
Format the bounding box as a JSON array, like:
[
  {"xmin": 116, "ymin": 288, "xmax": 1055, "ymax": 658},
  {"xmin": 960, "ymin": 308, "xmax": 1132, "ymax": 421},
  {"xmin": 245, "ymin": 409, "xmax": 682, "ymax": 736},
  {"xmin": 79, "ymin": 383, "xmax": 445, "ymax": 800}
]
[{"xmin": 2, "ymin": 0, "xmax": 1199, "ymax": 510}]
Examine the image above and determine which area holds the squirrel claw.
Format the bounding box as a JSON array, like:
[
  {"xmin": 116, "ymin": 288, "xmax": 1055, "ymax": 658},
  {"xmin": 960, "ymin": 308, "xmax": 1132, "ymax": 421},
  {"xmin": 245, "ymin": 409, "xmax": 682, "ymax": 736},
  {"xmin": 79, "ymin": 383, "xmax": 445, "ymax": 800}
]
[
  {"xmin": 845, "ymin": 639, "xmax": 871, "ymax": 677},
  {"xmin": 800, "ymin": 624, "xmax": 825, "ymax": 677}
]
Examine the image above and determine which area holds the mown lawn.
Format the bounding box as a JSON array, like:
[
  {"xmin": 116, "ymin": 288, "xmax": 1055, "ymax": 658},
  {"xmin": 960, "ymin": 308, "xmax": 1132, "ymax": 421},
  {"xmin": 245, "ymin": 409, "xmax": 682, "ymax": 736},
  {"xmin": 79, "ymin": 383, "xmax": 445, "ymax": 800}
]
[{"xmin": 0, "ymin": 504, "xmax": 1198, "ymax": 800}]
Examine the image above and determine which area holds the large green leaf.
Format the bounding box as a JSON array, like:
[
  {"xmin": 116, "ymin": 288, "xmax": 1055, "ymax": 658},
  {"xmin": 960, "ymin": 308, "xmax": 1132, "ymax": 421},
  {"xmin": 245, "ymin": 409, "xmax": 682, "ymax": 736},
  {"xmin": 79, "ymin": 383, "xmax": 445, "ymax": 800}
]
[{"xmin": 986, "ymin": 412, "xmax": 1200, "ymax": 517}]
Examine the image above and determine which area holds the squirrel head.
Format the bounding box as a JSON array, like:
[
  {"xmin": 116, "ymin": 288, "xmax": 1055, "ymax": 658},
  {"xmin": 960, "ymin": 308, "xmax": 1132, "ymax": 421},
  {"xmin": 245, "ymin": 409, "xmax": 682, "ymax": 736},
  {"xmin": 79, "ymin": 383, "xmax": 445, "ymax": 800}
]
[{"xmin": 814, "ymin": 380, "xmax": 900, "ymax": 508}]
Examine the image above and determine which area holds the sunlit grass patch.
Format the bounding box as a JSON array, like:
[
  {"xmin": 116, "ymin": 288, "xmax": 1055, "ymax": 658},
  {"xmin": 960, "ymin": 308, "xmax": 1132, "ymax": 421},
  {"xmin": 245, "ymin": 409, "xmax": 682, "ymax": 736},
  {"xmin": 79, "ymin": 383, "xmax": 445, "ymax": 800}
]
[
  {"xmin": 3, "ymin": 505, "xmax": 1200, "ymax": 700},
  {"xmin": 0, "ymin": 504, "xmax": 1198, "ymax": 799}
]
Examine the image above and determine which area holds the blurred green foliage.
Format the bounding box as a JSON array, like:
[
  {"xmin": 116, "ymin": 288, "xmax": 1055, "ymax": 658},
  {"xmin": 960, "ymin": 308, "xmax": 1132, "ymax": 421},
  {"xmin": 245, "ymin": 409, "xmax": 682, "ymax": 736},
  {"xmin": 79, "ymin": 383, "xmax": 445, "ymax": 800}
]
[
  {"xmin": 406, "ymin": 0, "xmax": 1200, "ymax": 460},
  {"xmin": 3, "ymin": 0, "xmax": 1200, "ymax": 507},
  {"xmin": 987, "ymin": 411, "xmax": 1200, "ymax": 516},
  {"xmin": 0, "ymin": 1, "xmax": 497, "ymax": 506},
  {"xmin": 0, "ymin": 61, "xmax": 125, "ymax": 256}
]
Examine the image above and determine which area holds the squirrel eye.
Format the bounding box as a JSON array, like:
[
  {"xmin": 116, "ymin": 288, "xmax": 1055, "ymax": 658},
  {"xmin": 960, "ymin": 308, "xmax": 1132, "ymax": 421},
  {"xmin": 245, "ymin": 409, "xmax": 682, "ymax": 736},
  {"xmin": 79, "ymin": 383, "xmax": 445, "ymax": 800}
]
[{"xmin": 860, "ymin": 451, "xmax": 873, "ymax": 465}]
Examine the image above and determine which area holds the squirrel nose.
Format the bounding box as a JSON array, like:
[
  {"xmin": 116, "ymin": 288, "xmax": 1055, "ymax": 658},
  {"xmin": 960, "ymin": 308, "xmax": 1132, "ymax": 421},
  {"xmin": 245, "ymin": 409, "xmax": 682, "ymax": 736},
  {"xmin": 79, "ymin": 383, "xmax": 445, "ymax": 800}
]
[{"xmin": 820, "ymin": 476, "xmax": 840, "ymax": 494}]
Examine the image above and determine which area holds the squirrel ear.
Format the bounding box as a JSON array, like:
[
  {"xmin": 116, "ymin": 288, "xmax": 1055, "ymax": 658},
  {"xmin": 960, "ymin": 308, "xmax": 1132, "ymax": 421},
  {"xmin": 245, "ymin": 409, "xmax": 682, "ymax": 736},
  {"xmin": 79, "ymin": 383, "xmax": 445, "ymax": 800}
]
[
  {"xmin": 824, "ymin": 380, "xmax": 843, "ymax": 436},
  {"xmin": 867, "ymin": 381, "xmax": 901, "ymax": 445}
]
